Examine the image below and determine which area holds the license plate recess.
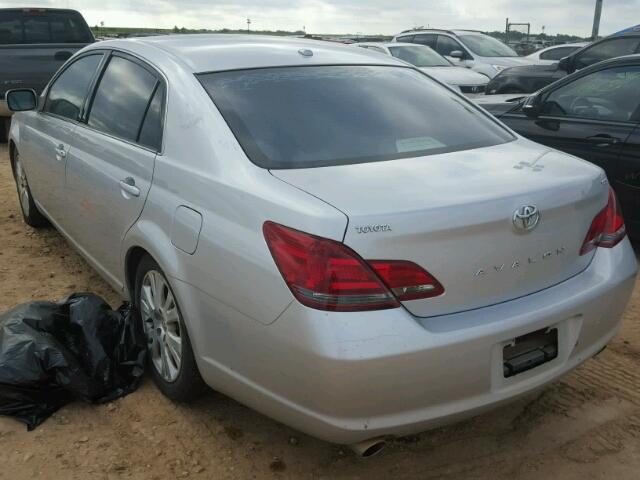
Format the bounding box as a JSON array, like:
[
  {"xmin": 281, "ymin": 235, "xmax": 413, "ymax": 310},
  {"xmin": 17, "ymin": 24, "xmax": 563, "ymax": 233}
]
[{"xmin": 503, "ymin": 328, "xmax": 558, "ymax": 378}]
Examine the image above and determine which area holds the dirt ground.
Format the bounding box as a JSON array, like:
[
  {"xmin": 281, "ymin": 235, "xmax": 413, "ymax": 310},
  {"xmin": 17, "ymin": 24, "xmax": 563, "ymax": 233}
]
[{"xmin": 0, "ymin": 143, "xmax": 639, "ymax": 480}]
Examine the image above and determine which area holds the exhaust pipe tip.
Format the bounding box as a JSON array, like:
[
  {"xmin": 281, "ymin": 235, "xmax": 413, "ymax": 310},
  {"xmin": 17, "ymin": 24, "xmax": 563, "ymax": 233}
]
[{"xmin": 349, "ymin": 437, "xmax": 387, "ymax": 458}]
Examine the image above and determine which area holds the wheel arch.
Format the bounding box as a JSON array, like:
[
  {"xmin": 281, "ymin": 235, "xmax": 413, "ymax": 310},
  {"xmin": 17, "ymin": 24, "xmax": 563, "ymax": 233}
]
[
  {"xmin": 125, "ymin": 246, "xmax": 149, "ymax": 299},
  {"xmin": 122, "ymin": 218, "xmax": 182, "ymax": 300}
]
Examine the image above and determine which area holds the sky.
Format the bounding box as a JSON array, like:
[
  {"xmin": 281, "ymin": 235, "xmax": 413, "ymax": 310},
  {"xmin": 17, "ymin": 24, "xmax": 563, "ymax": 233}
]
[{"xmin": 6, "ymin": 0, "xmax": 640, "ymax": 37}]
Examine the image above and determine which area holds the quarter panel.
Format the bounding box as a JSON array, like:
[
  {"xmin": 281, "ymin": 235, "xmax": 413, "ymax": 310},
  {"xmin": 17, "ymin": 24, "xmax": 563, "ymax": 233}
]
[
  {"xmin": 119, "ymin": 66, "xmax": 348, "ymax": 326},
  {"xmin": 140, "ymin": 153, "xmax": 348, "ymax": 326}
]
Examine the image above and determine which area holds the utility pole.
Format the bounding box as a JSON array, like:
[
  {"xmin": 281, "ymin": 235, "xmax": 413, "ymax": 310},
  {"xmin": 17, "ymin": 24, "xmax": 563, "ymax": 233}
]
[
  {"xmin": 505, "ymin": 17, "xmax": 509, "ymax": 44},
  {"xmin": 247, "ymin": 18, "xmax": 251, "ymax": 34},
  {"xmin": 591, "ymin": 0, "xmax": 603, "ymax": 40}
]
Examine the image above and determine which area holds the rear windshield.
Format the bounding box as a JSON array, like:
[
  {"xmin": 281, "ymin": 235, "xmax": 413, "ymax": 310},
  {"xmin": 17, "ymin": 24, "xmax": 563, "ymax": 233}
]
[
  {"xmin": 388, "ymin": 45, "xmax": 451, "ymax": 67},
  {"xmin": 0, "ymin": 10, "xmax": 93, "ymax": 45},
  {"xmin": 198, "ymin": 65, "xmax": 513, "ymax": 169}
]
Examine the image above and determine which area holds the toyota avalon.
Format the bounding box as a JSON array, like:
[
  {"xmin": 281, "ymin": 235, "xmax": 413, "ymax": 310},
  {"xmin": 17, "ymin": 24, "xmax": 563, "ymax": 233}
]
[{"xmin": 5, "ymin": 35, "xmax": 637, "ymax": 456}]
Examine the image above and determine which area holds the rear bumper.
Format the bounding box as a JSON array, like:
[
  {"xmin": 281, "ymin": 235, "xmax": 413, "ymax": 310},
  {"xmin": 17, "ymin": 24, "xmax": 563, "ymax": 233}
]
[{"xmin": 174, "ymin": 240, "xmax": 637, "ymax": 444}]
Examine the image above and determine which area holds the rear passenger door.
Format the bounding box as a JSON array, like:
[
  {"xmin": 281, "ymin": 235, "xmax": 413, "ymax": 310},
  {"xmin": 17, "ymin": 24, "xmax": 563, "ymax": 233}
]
[{"xmin": 64, "ymin": 52, "xmax": 165, "ymax": 286}]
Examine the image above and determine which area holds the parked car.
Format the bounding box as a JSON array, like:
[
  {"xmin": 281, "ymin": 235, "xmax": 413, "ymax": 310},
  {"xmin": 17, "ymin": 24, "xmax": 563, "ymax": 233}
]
[
  {"xmin": 487, "ymin": 33, "xmax": 640, "ymax": 94},
  {"xmin": 0, "ymin": 8, "xmax": 94, "ymax": 142},
  {"xmin": 356, "ymin": 42, "xmax": 488, "ymax": 93},
  {"xmin": 392, "ymin": 29, "xmax": 536, "ymax": 78},
  {"xmin": 476, "ymin": 55, "xmax": 640, "ymax": 240},
  {"xmin": 6, "ymin": 35, "xmax": 636, "ymax": 455},
  {"xmin": 525, "ymin": 42, "xmax": 589, "ymax": 65}
]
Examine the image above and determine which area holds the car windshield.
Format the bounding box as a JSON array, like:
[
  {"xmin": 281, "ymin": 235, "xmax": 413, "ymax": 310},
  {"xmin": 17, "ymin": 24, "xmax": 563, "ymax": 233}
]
[
  {"xmin": 459, "ymin": 34, "xmax": 518, "ymax": 57},
  {"xmin": 0, "ymin": 10, "xmax": 93, "ymax": 44},
  {"xmin": 198, "ymin": 65, "xmax": 512, "ymax": 169},
  {"xmin": 388, "ymin": 45, "xmax": 451, "ymax": 67}
]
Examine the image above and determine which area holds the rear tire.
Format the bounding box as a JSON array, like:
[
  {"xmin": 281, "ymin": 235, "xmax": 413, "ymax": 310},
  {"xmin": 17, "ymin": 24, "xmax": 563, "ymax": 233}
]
[
  {"xmin": 12, "ymin": 150, "xmax": 48, "ymax": 228},
  {"xmin": 135, "ymin": 255, "xmax": 206, "ymax": 402}
]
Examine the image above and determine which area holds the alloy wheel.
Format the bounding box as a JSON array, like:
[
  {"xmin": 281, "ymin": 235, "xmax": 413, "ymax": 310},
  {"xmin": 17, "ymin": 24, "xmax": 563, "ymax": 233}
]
[
  {"xmin": 14, "ymin": 154, "xmax": 30, "ymax": 217},
  {"xmin": 140, "ymin": 270, "xmax": 183, "ymax": 382}
]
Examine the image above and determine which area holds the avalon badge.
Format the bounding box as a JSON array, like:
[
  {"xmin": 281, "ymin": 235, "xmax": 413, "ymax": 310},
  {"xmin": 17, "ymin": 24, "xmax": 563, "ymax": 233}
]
[{"xmin": 513, "ymin": 205, "xmax": 540, "ymax": 231}]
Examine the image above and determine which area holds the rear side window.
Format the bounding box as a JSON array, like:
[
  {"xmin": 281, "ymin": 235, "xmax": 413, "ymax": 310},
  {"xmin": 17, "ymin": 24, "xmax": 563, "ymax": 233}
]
[
  {"xmin": 44, "ymin": 54, "xmax": 103, "ymax": 120},
  {"xmin": 88, "ymin": 56, "xmax": 158, "ymax": 143},
  {"xmin": 138, "ymin": 83, "xmax": 166, "ymax": 151},
  {"xmin": 0, "ymin": 10, "xmax": 93, "ymax": 44},
  {"xmin": 539, "ymin": 46, "xmax": 580, "ymax": 61},
  {"xmin": 396, "ymin": 35, "xmax": 414, "ymax": 43},
  {"xmin": 389, "ymin": 45, "xmax": 450, "ymax": 67},
  {"xmin": 198, "ymin": 66, "xmax": 513, "ymax": 169},
  {"xmin": 412, "ymin": 34, "xmax": 437, "ymax": 48}
]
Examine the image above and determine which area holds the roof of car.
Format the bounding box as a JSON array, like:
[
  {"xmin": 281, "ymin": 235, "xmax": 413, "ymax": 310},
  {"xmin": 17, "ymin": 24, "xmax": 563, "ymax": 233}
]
[
  {"xmin": 356, "ymin": 42, "xmax": 418, "ymax": 48},
  {"xmin": 91, "ymin": 34, "xmax": 405, "ymax": 73},
  {"xmin": 395, "ymin": 29, "xmax": 484, "ymax": 37},
  {"xmin": 0, "ymin": 7, "xmax": 82, "ymax": 12}
]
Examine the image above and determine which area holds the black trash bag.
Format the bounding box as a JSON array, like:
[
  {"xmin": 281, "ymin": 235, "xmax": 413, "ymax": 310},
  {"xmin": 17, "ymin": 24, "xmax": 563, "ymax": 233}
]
[{"xmin": 0, "ymin": 293, "xmax": 146, "ymax": 430}]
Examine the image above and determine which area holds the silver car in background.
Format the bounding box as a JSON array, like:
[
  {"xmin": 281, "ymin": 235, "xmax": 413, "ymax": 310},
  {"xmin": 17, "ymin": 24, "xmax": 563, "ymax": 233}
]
[
  {"xmin": 525, "ymin": 42, "xmax": 589, "ymax": 65},
  {"xmin": 6, "ymin": 35, "xmax": 637, "ymax": 456},
  {"xmin": 355, "ymin": 42, "xmax": 488, "ymax": 93},
  {"xmin": 392, "ymin": 29, "xmax": 537, "ymax": 78}
]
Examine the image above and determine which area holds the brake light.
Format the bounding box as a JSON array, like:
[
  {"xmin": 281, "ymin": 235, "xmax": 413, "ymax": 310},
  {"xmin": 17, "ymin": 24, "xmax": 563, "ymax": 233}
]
[
  {"xmin": 580, "ymin": 187, "xmax": 626, "ymax": 255},
  {"xmin": 368, "ymin": 260, "xmax": 444, "ymax": 301},
  {"xmin": 263, "ymin": 222, "xmax": 444, "ymax": 312}
]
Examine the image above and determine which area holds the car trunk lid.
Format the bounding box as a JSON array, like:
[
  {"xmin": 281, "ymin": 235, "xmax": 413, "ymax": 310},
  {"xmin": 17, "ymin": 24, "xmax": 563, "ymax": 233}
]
[{"xmin": 271, "ymin": 140, "xmax": 608, "ymax": 317}]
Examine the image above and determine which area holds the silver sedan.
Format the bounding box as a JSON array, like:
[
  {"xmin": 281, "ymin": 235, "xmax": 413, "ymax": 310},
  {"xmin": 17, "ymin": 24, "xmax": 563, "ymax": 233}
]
[{"xmin": 6, "ymin": 35, "xmax": 637, "ymax": 456}]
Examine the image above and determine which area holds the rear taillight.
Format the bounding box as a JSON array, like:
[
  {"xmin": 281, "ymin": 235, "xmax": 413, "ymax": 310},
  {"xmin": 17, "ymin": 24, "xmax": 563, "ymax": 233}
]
[
  {"xmin": 263, "ymin": 222, "xmax": 444, "ymax": 312},
  {"xmin": 580, "ymin": 187, "xmax": 626, "ymax": 255},
  {"xmin": 368, "ymin": 260, "xmax": 444, "ymax": 301}
]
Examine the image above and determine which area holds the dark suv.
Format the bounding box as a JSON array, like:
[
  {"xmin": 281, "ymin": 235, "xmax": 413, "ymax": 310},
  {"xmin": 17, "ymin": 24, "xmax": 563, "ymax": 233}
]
[
  {"xmin": 0, "ymin": 8, "xmax": 94, "ymax": 142},
  {"xmin": 486, "ymin": 33, "xmax": 640, "ymax": 94}
]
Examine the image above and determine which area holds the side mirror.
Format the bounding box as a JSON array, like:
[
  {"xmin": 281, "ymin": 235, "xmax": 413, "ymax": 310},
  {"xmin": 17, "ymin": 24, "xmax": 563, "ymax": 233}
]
[
  {"xmin": 522, "ymin": 95, "xmax": 541, "ymax": 118},
  {"xmin": 557, "ymin": 56, "xmax": 571, "ymax": 72},
  {"xmin": 449, "ymin": 50, "xmax": 464, "ymax": 59},
  {"xmin": 6, "ymin": 89, "xmax": 38, "ymax": 112}
]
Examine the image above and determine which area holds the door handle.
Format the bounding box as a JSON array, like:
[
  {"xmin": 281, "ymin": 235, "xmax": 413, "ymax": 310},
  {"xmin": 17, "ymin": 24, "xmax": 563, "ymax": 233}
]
[
  {"xmin": 119, "ymin": 177, "xmax": 140, "ymax": 197},
  {"xmin": 54, "ymin": 144, "xmax": 66, "ymax": 160},
  {"xmin": 586, "ymin": 134, "xmax": 621, "ymax": 147}
]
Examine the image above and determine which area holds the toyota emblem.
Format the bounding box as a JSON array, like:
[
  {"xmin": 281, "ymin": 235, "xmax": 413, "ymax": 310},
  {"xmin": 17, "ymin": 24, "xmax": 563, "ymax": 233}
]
[{"xmin": 513, "ymin": 205, "xmax": 540, "ymax": 231}]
